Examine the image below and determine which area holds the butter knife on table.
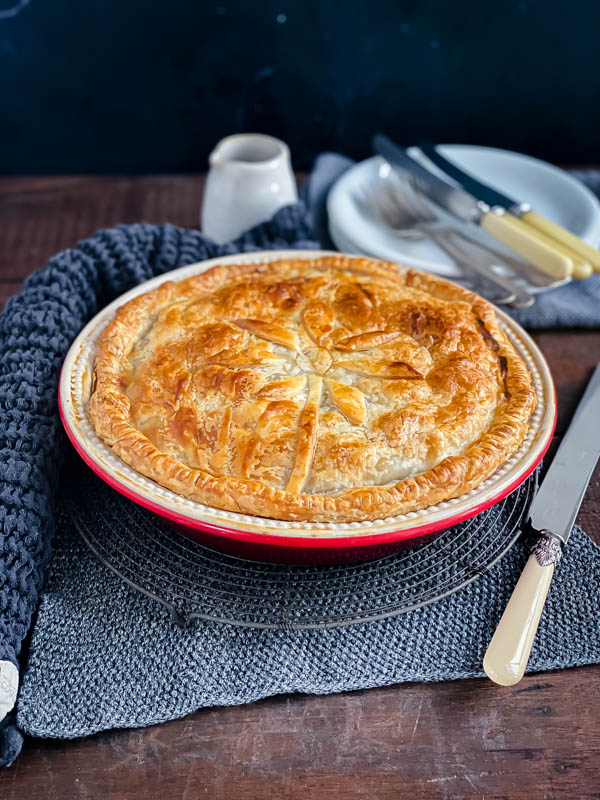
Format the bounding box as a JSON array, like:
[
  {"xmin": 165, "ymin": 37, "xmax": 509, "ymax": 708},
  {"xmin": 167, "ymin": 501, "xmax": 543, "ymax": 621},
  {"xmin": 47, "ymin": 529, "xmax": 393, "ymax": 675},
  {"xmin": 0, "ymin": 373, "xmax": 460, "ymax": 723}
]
[
  {"xmin": 419, "ymin": 142, "xmax": 599, "ymax": 277},
  {"xmin": 484, "ymin": 365, "xmax": 600, "ymax": 686},
  {"xmin": 372, "ymin": 134, "xmax": 579, "ymax": 281}
]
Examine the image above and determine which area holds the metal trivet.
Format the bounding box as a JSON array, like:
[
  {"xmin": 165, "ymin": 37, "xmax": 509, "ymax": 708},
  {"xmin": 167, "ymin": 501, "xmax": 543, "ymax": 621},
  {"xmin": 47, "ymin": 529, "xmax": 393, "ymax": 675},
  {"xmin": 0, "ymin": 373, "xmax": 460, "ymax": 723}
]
[{"xmin": 63, "ymin": 470, "xmax": 537, "ymax": 630}]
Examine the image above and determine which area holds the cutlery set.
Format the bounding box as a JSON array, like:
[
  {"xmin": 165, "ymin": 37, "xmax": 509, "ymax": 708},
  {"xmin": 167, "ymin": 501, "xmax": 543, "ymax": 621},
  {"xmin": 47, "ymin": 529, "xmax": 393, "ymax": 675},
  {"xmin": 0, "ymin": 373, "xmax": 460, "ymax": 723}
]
[
  {"xmin": 420, "ymin": 142, "xmax": 600, "ymax": 276},
  {"xmin": 360, "ymin": 165, "xmax": 537, "ymax": 308},
  {"xmin": 371, "ymin": 134, "xmax": 600, "ymax": 303}
]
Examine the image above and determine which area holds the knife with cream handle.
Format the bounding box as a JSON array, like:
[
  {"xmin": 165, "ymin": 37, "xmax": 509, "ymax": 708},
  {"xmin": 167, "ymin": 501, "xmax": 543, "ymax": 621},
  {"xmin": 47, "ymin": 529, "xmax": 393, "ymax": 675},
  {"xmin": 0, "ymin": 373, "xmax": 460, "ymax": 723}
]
[
  {"xmin": 372, "ymin": 135, "xmax": 575, "ymax": 280},
  {"xmin": 419, "ymin": 143, "xmax": 599, "ymax": 276},
  {"xmin": 484, "ymin": 365, "xmax": 600, "ymax": 686},
  {"xmin": 518, "ymin": 211, "xmax": 598, "ymax": 273},
  {"xmin": 481, "ymin": 211, "xmax": 591, "ymax": 280}
]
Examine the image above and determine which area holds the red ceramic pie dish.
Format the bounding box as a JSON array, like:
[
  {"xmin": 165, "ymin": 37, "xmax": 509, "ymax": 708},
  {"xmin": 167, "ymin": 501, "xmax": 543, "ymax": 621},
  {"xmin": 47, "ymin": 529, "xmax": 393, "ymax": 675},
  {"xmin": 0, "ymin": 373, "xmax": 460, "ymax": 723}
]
[{"xmin": 59, "ymin": 251, "xmax": 557, "ymax": 564}]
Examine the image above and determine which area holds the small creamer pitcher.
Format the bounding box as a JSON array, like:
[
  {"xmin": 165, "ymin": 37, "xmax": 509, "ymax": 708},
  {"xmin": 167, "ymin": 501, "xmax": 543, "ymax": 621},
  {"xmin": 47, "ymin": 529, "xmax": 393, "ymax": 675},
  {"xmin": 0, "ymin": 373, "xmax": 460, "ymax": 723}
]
[{"xmin": 201, "ymin": 134, "xmax": 298, "ymax": 243}]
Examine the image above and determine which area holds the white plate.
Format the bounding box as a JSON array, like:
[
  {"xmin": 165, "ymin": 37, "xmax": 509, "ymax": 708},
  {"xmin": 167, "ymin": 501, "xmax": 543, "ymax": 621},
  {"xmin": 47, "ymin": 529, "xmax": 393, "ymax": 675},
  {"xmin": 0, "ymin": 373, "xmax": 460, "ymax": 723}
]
[
  {"xmin": 327, "ymin": 147, "xmax": 600, "ymax": 282},
  {"xmin": 59, "ymin": 249, "xmax": 556, "ymax": 541}
]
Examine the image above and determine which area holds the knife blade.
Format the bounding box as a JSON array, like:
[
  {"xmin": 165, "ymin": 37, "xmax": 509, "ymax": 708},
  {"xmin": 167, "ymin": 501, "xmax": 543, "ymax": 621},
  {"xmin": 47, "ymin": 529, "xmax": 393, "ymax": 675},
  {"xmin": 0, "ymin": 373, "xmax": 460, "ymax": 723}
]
[
  {"xmin": 418, "ymin": 142, "xmax": 520, "ymax": 210},
  {"xmin": 483, "ymin": 364, "xmax": 600, "ymax": 686},
  {"xmin": 372, "ymin": 134, "xmax": 574, "ymax": 280},
  {"xmin": 373, "ymin": 134, "xmax": 489, "ymax": 223},
  {"xmin": 419, "ymin": 142, "xmax": 599, "ymax": 276},
  {"xmin": 528, "ymin": 363, "xmax": 600, "ymax": 544}
]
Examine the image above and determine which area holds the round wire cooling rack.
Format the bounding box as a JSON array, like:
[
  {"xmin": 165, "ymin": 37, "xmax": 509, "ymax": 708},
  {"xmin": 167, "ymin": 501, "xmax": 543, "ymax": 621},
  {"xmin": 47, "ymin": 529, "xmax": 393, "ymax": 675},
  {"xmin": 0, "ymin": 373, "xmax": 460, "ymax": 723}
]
[{"xmin": 63, "ymin": 470, "xmax": 538, "ymax": 630}]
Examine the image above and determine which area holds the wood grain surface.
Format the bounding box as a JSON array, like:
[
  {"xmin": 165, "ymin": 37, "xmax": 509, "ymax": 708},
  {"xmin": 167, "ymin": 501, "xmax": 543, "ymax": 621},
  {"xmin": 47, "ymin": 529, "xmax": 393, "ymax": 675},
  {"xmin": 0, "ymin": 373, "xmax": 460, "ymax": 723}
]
[{"xmin": 0, "ymin": 176, "xmax": 598, "ymax": 800}]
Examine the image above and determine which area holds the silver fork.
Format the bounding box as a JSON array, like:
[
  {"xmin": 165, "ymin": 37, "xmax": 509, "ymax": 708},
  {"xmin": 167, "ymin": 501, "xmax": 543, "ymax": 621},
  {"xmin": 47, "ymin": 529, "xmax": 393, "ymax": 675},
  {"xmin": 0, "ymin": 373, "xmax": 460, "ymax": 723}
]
[{"xmin": 362, "ymin": 168, "xmax": 537, "ymax": 308}]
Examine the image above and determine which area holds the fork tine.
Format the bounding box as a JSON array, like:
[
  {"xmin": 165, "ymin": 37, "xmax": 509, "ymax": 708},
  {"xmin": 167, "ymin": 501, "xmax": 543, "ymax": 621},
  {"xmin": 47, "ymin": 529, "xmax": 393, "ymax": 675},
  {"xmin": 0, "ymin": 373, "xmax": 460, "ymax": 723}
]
[
  {"xmin": 378, "ymin": 180, "xmax": 419, "ymax": 227},
  {"xmin": 386, "ymin": 175, "xmax": 436, "ymax": 224}
]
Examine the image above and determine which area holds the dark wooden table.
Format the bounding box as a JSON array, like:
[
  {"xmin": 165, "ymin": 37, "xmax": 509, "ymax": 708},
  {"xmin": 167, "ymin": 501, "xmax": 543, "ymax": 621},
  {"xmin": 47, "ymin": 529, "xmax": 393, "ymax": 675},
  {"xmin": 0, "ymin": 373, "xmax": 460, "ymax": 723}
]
[{"xmin": 0, "ymin": 177, "xmax": 599, "ymax": 800}]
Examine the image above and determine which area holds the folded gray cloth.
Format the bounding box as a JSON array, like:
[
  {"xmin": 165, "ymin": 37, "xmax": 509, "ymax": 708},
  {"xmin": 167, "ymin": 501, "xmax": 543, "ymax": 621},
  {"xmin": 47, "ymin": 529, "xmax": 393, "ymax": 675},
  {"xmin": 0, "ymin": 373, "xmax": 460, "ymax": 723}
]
[
  {"xmin": 5, "ymin": 155, "xmax": 600, "ymax": 765},
  {"xmin": 305, "ymin": 153, "xmax": 600, "ymax": 329}
]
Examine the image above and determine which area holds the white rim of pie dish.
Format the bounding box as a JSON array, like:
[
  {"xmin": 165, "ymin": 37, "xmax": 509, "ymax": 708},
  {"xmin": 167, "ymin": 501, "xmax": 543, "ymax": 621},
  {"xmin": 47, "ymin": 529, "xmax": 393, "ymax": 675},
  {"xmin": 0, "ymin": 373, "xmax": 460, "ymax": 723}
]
[{"xmin": 59, "ymin": 249, "xmax": 556, "ymax": 542}]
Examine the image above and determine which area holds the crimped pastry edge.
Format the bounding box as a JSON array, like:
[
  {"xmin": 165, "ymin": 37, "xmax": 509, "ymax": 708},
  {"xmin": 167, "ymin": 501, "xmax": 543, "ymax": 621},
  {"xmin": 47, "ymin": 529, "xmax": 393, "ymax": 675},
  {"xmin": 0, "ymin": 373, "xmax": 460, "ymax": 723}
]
[{"xmin": 88, "ymin": 254, "xmax": 536, "ymax": 523}]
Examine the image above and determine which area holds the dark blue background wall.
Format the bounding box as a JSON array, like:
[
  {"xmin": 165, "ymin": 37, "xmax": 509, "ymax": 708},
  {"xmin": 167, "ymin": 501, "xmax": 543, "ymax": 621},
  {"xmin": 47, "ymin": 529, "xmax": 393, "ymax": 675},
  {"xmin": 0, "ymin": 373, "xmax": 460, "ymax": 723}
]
[{"xmin": 1, "ymin": 0, "xmax": 598, "ymax": 173}]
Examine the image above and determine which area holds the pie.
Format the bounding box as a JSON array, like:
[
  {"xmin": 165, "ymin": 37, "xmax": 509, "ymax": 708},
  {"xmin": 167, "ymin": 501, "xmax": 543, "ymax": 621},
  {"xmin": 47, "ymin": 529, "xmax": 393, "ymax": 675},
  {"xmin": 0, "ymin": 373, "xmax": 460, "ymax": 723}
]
[{"xmin": 88, "ymin": 254, "xmax": 536, "ymax": 523}]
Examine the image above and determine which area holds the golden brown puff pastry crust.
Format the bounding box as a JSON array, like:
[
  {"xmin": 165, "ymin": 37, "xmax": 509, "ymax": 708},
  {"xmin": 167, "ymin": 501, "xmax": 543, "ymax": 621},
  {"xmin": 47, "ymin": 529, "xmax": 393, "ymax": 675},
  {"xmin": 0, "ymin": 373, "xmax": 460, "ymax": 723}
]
[{"xmin": 88, "ymin": 255, "xmax": 536, "ymax": 522}]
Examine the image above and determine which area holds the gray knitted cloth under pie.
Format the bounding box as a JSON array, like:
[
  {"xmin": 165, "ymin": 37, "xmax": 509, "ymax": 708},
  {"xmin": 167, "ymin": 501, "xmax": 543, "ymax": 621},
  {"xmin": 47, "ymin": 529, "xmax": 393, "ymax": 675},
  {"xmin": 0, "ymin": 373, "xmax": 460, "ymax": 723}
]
[{"xmin": 1, "ymin": 163, "xmax": 600, "ymax": 765}]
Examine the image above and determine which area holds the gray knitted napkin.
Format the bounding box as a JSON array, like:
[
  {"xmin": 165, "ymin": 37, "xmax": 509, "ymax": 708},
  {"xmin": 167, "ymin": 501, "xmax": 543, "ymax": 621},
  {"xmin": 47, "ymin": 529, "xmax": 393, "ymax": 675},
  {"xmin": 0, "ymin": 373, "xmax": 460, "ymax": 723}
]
[{"xmin": 9, "ymin": 158, "xmax": 600, "ymax": 757}]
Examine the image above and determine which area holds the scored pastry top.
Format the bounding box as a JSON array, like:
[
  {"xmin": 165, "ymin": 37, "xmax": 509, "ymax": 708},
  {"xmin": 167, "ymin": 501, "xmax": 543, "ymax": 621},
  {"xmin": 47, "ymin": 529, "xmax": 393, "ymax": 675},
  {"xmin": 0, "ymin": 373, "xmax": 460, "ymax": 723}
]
[{"xmin": 88, "ymin": 254, "xmax": 536, "ymax": 522}]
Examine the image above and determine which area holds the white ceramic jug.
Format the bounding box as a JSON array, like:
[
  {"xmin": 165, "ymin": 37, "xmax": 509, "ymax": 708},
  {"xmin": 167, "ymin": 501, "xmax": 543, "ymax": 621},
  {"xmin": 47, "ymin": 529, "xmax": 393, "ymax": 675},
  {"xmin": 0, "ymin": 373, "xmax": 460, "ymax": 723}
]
[{"xmin": 201, "ymin": 134, "xmax": 298, "ymax": 243}]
